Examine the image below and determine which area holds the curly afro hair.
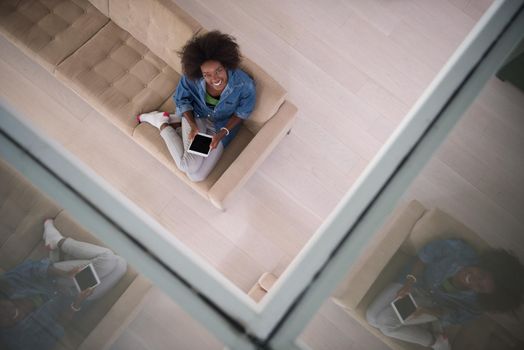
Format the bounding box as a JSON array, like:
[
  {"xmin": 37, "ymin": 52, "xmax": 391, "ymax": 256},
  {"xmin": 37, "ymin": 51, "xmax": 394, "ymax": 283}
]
[
  {"xmin": 476, "ymin": 249, "xmax": 524, "ymax": 313},
  {"xmin": 178, "ymin": 30, "xmax": 241, "ymax": 80}
]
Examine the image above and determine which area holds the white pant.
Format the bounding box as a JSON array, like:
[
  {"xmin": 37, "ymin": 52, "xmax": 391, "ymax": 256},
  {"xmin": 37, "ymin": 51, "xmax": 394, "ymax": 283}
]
[
  {"xmin": 53, "ymin": 238, "xmax": 127, "ymax": 301},
  {"xmin": 160, "ymin": 117, "xmax": 223, "ymax": 182},
  {"xmin": 366, "ymin": 283, "xmax": 437, "ymax": 347}
]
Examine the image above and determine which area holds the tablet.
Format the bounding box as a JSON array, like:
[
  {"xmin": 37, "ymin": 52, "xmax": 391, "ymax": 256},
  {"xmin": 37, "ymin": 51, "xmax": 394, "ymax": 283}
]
[
  {"xmin": 391, "ymin": 293, "xmax": 417, "ymax": 323},
  {"xmin": 188, "ymin": 133, "xmax": 213, "ymax": 157},
  {"xmin": 73, "ymin": 263, "xmax": 101, "ymax": 292}
]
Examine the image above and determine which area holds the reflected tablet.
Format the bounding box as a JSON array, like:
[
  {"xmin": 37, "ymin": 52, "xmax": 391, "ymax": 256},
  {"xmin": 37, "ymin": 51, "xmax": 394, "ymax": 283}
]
[
  {"xmin": 73, "ymin": 263, "xmax": 101, "ymax": 292},
  {"xmin": 391, "ymin": 293, "xmax": 417, "ymax": 323},
  {"xmin": 188, "ymin": 133, "xmax": 213, "ymax": 157}
]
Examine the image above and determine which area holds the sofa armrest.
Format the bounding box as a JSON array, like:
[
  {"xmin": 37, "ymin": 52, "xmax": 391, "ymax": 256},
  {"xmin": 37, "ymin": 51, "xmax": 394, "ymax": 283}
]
[
  {"xmin": 78, "ymin": 275, "xmax": 152, "ymax": 350},
  {"xmin": 208, "ymin": 101, "xmax": 297, "ymax": 209},
  {"xmin": 333, "ymin": 200, "xmax": 427, "ymax": 311}
]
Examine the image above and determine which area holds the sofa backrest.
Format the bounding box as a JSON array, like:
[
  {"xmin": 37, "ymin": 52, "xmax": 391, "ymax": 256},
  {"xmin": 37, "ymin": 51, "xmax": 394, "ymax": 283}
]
[
  {"xmin": 0, "ymin": 159, "xmax": 61, "ymax": 270},
  {"xmin": 401, "ymin": 207, "xmax": 490, "ymax": 256},
  {"xmin": 89, "ymin": 0, "xmax": 110, "ymax": 16},
  {"xmin": 241, "ymin": 58, "xmax": 287, "ymax": 134},
  {"xmin": 107, "ymin": 0, "xmax": 201, "ymax": 74}
]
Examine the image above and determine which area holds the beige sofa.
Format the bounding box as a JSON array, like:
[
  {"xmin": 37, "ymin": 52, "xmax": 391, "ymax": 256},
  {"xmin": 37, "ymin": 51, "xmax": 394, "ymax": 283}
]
[
  {"xmin": 333, "ymin": 200, "xmax": 523, "ymax": 350},
  {"xmin": 0, "ymin": 0, "xmax": 297, "ymax": 209},
  {"xmin": 0, "ymin": 158, "xmax": 151, "ymax": 350}
]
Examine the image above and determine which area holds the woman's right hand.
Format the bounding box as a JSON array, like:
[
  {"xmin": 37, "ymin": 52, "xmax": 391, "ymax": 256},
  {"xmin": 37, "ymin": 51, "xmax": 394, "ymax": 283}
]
[
  {"xmin": 396, "ymin": 281, "xmax": 414, "ymax": 299},
  {"xmin": 66, "ymin": 266, "xmax": 83, "ymax": 279},
  {"xmin": 73, "ymin": 287, "xmax": 95, "ymax": 309},
  {"xmin": 189, "ymin": 127, "xmax": 199, "ymax": 141}
]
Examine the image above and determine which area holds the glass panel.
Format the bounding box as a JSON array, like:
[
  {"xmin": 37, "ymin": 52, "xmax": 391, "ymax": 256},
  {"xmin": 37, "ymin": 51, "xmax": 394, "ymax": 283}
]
[
  {"xmin": 0, "ymin": 158, "xmax": 224, "ymax": 350},
  {"xmin": 298, "ymin": 69, "xmax": 524, "ymax": 349},
  {"xmin": 397, "ymin": 76, "xmax": 524, "ymax": 349}
]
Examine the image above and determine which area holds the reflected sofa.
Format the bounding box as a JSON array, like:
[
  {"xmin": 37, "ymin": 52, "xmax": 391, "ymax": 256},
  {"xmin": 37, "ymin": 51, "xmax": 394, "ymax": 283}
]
[
  {"xmin": 0, "ymin": 158, "xmax": 151, "ymax": 350},
  {"xmin": 333, "ymin": 200, "xmax": 523, "ymax": 350},
  {"xmin": 0, "ymin": 0, "xmax": 297, "ymax": 209}
]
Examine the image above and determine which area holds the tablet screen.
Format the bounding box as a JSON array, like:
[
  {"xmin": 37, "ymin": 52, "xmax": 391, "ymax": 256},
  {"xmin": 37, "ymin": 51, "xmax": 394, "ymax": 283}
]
[
  {"xmin": 74, "ymin": 265, "xmax": 99, "ymax": 291},
  {"xmin": 393, "ymin": 295, "xmax": 417, "ymax": 320},
  {"xmin": 189, "ymin": 134, "xmax": 212, "ymax": 155}
]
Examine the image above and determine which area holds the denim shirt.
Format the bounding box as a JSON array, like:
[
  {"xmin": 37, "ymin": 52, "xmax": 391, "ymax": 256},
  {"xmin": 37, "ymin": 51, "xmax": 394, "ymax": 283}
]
[
  {"xmin": 399, "ymin": 239, "xmax": 482, "ymax": 327},
  {"xmin": 173, "ymin": 68, "xmax": 256, "ymax": 147},
  {"xmin": 0, "ymin": 260, "xmax": 75, "ymax": 350}
]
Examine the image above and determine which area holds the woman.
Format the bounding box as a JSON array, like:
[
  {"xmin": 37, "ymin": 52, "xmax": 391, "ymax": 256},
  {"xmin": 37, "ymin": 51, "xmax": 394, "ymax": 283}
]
[
  {"xmin": 138, "ymin": 30, "xmax": 256, "ymax": 182},
  {"xmin": 366, "ymin": 239, "xmax": 524, "ymax": 350},
  {"xmin": 0, "ymin": 219, "xmax": 127, "ymax": 350}
]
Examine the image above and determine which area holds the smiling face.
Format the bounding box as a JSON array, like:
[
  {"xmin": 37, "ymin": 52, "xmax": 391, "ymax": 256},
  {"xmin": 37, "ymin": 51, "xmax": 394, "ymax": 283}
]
[
  {"xmin": 457, "ymin": 266, "xmax": 495, "ymax": 294},
  {"xmin": 201, "ymin": 60, "xmax": 228, "ymax": 94}
]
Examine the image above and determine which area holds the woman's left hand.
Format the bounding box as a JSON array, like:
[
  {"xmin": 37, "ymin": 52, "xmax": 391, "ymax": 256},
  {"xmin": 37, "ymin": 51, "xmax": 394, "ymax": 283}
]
[
  {"xmin": 210, "ymin": 130, "xmax": 226, "ymax": 149},
  {"xmin": 409, "ymin": 306, "xmax": 444, "ymax": 320},
  {"xmin": 65, "ymin": 266, "xmax": 83, "ymax": 279}
]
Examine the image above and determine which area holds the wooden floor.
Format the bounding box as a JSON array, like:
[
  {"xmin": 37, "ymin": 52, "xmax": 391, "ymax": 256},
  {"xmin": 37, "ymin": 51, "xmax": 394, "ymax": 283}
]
[{"xmin": 3, "ymin": 0, "xmax": 524, "ymax": 348}]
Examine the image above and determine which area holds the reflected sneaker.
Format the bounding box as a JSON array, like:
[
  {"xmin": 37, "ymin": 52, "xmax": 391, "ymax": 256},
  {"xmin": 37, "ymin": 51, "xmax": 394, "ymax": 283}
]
[
  {"xmin": 431, "ymin": 335, "xmax": 451, "ymax": 350},
  {"xmin": 43, "ymin": 219, "xmax": 64, "ymax": 251},
  {"xmin": 137, "ymin": 111, "xmax": 169, "ymax": 129}
]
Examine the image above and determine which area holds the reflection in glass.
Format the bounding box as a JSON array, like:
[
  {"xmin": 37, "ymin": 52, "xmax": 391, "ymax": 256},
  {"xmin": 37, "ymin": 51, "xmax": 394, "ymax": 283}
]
[
  {"xmin": 0, "ymin": 159, "xmax": 223, "ymax": 350},
  {"xmin": 326, "ymin": 72, "xmax": 524, "ymax": 350}
]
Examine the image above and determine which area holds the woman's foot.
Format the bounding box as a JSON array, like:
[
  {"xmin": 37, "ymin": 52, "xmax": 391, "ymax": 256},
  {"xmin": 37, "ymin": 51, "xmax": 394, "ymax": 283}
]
[
  {"xmin": 137, "ymin": 111, "xmax": 170, "ymax": 129},
  {"xmin": 168, "ymin": 113, "xmax": 182, "ymax": 124},
  {"xmin": 43, "ymin": 219, "xmax": 64, "ymax": 251}
]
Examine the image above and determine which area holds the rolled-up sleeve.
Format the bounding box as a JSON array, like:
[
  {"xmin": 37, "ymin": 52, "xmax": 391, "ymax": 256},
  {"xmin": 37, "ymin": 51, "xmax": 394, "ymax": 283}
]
[
  {"xmin": 234, "ymin": 79, "xmax": 256, "ymax": 119},
  {"xmin": 174, "ymin": 76, "xmax": 195, "ymax": 117},
  {"xmin": 19, "ymin": 259, "xmax": 51, "ymax": 279}
]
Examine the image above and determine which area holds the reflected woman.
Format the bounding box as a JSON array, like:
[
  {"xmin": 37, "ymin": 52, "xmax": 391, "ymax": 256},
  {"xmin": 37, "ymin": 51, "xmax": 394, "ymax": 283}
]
[
  {"xmin": 366, "ymin": 239, "xmax": 524, "ymax": 350},
  {"xmin": 0, "ymin": 219, "xmax": 126, "ymax": 350}
]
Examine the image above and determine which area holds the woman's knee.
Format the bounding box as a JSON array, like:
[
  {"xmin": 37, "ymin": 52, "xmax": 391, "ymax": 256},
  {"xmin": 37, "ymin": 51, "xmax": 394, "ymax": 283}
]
[
  {"xmin": 187, "ymin": 170, "xmax": 207, "ymax": 182},
  {"xmin": 367, "ymin": 307, "xmax": 399, "ymax": 329},
  {"xmin": 366, "ymin": 308, "xmax": 380, "ymax": 328},
  {"xmin": 92, "ymin": 251, "xmax": 122, "ymax": 277}
]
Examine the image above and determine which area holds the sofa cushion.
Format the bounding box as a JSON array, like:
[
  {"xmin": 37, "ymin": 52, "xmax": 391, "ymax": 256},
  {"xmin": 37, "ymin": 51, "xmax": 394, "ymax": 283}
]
[
  {"xmin": 0, "ymin": 0, "xmax": 108, "ymax": 71},
  {"xmin": 240, "ymin": 58, "xmax": 287, "ymax": 134},
  {"xmin": 56, "ymin": 21, "xmax": 180, "ymax": 135},
  {"xmin": 132, "ymin": 123, "xmax": 254, "ymax": 195},
  {"xmin": 108, "ymin": 0, "xmax": 201, "ymax": 74},
  {"xmin": 205, "ymin": 127, "xmax": 254, "ymax": 186}
]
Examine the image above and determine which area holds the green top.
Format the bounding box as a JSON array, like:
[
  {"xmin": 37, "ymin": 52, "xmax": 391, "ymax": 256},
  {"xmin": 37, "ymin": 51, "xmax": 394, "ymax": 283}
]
[
  {"xmin": 29, "ymin": 294, "xmax": 45, "ymax": 308},
  {"xmin": 205, "ymin": 92, "xmax": 220, "ymax": 107},
  {"xmin": 441, "ymin": 278, "xmax": 459, "ymax": 293}
]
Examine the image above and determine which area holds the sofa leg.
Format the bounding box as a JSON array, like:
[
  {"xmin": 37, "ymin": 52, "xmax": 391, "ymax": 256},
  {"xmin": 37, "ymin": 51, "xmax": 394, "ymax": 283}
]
[{"xmin": 287, "ymin": 128, "xmax": 292, "ymax": 135}]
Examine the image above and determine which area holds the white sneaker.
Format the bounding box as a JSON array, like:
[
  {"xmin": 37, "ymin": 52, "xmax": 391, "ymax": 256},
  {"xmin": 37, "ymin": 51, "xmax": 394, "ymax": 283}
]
[
  {"xmin": 431, "ymin": 334, "xmax": 451, "ymax": 350},
  {"xmin": 137, "ymin": 111, "xmax": 170, "ymax": 129},
  {"xmin": 43, "ymin": 219, "xmax": 64, "ymax": 251}
]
